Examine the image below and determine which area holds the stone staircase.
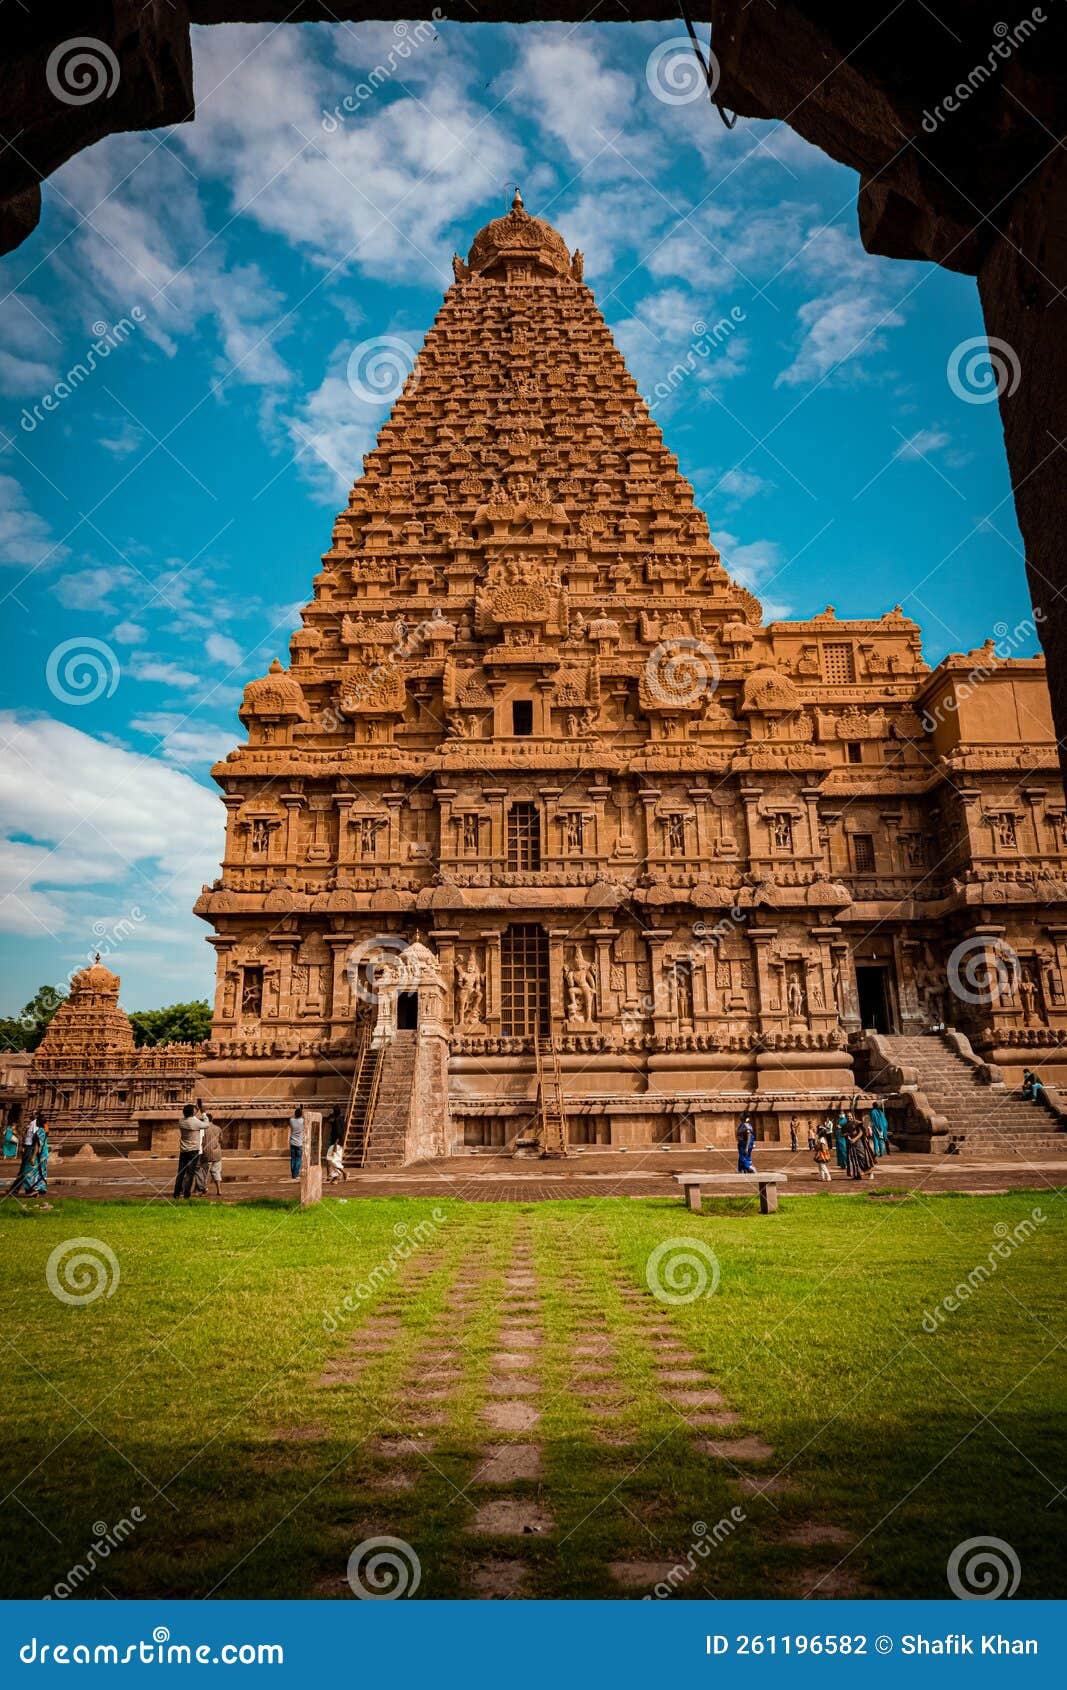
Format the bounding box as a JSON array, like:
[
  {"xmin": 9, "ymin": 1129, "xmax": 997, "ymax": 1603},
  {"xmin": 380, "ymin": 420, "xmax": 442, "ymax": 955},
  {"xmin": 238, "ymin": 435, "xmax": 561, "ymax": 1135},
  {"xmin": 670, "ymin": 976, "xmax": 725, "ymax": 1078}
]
[
  {"xmin": 874, "ymin": 1033, "xmax": 1067, "ymax": 1155},
  {"xmin": 363, "ymin": 1032, "xmax": 418, "ymax": 1170}
]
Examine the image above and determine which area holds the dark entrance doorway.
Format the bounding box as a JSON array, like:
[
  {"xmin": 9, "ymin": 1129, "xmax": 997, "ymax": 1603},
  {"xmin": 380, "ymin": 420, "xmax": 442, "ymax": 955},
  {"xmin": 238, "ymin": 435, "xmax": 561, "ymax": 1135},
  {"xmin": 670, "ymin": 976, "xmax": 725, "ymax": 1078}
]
[
  {"xmin": 855, "ymin": 965, "xmax": 894, "ymax": 1033},
  {"xmin": 397, "ymin": 991, "xmax": 418, "ymax": 1030},
  {"xmin": 500, "ymin": 923, "xmax": 549, "ymax": 1037}
]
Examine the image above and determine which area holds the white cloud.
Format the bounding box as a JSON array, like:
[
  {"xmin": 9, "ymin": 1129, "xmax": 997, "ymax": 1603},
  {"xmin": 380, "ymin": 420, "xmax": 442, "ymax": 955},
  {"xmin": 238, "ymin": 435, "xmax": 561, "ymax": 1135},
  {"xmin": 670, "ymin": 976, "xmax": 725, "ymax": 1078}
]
[
  {"xmin": 775, "ymin": 222, "xmax": 909, "ymax": 389},
  {"xmin": 507, "ymin": 34, "xmax": 645, "ymax": 174},
  {"xmin": 776, "ymin": 289, "xmax": 904, "ymax": 388},
  {"xmin": 54, "ymin": 564, "xmax": 138, "ymax": 611},
  {"xmin": 181, "ymin": 24, "xmax": 518, "ymax": 288},
  {"xmin": 205, "ymin": 631, "xmax": 244, "ymax": 667},
  {"xmin": 712, "ymin": 467, "xmax": 769, "ymax": 505},
  {"xmin": 0, "ymin": 474, "xmax": 70, "ymax": 570},
  {"xmin": 712, "ymin": 527, "xmax": 791, "ymax": 618},
  {"xmin": 130, "ymin": 657, "xmax": 201, "ymax": 690},
  {"xmin": 0, "ymin": 713, "xmax": 221, "ymax": 941},
  {"xmin": 112, "ymin": 620, "xmax": 147, "ymax": 644},
  {"xmin": 130, "ymin": 711, "xmax": 235, "ymax": 769},
  {"xmin": 285, "ymin": 369, "xmax": 377, "ymax": 501},
  {"xmin": 0, "ymin": 293, "xmax": 59, "ymax": 396},
  {"xmin": 894, "ymin": 427, "xmax": 951, "ymax": 459}
]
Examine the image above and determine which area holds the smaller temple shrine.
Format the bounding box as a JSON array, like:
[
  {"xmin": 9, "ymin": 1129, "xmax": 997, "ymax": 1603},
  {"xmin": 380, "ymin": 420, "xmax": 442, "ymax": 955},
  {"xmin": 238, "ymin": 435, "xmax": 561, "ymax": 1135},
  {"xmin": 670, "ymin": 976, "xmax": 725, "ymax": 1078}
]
[{"xmin": 26, "ymin": 958, "xmax": 200, "ymax": 1147}]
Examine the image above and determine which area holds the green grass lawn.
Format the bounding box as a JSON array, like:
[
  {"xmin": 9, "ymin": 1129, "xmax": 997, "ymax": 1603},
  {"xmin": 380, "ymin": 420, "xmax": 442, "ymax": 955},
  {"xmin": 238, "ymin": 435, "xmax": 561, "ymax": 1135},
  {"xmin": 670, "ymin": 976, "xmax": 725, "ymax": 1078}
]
[{"xmin": 0, "ymin": 1189, "xmax": 1063, "ymax": 1600}]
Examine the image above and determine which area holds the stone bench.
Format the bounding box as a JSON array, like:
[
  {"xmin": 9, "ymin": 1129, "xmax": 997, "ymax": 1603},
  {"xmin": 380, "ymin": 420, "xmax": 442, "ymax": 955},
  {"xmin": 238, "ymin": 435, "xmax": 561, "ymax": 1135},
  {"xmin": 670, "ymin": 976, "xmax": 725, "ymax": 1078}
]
[{"xmin": 675, "ymin": 1172, "xmax": 788, "ymax": 1215}]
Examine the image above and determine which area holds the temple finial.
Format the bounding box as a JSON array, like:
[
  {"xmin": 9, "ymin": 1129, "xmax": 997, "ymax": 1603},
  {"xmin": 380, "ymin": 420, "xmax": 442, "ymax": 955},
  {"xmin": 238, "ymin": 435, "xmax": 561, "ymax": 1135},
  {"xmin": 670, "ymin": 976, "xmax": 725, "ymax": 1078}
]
[{"xmin": 511, "ymin": 187, "xmax": 524, "ymax": 212}]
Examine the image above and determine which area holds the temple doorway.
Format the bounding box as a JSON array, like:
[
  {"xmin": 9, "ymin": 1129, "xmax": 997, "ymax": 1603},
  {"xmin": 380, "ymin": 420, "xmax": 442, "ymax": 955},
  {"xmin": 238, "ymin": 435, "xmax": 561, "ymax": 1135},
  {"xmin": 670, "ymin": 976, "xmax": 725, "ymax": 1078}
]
[
  {"xmin": 500, "ymin": 924, "xmax": 549, "ymax": 1037},
  {"xmin": 855, "ymin": 965, "xmax": 895, "ymax": 1033},
  {"xmin": 397, "ymin": 991, "xmax": 419, "ymax": 1031}
]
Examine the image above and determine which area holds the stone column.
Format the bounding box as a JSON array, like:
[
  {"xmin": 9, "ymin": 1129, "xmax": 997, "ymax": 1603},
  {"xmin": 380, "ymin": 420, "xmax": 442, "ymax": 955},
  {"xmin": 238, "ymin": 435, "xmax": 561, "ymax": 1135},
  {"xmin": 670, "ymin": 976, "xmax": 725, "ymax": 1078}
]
[
  {"xmin": 433, "ymin": 927, "xmax": 459, "ymax": 1031},
  {"xmin": 638, "ymin": 787, "xmax": 661, "ymax": 868},
  {"xmin": 830, "ymin": 939, "xmax": 861, "ymax": 1034},
  {"xmin": 748, "ymin": 927, "xmax": 781, "ymax": 1036},
  {"xmin": 325, "ymin": 934, "xmax": 356, "ymax": 1043},
  {"xmin": 739, "ymin": 784, "xmax": 764, "ymax": 871},
  {"xmin": 483, "ymin": 928, "xmax": 502, "ymax": 1036},
  {"xmin": 591, "ymin": 926, "xmax": 617, "ymax": 1026},
  {"xmin": 485, "ymin": 786, "xmax": 507, "ymax": 869},
  {"xmin": 549, "ymin": 928, "xmax": 569, "ymax": 1028},
  {"xmin": 643, "ymin": 928, "xmax": 672, "ymax": 1041},
  {"xmin": 801, "ymin": 785, "xmax": 822, "ymax": 866},
  {"xmin": 281, "ymin": 793, "xmax": 306, "ymax": 867}
]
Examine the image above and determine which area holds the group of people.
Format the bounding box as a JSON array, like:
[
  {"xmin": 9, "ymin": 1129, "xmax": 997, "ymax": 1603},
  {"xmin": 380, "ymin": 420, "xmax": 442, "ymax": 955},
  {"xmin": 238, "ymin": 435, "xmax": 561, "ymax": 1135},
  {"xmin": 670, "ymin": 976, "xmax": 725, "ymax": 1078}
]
[
  {"xmin": 734, "ymin": 1101, "xmax": 891, "ymax": 1183},
  {"xmin": 811, "ymin": 1103, "xmax": 890, "ymax": 1182},
  {"xmin": 2, "ymin": 1107, "xmax": 50, "ymax": 1200},
  {"xmin": 287, "ymin": 1105, "xmax": 347, "ymax": 1182},
  {"xmin": 173, "ymin": 1101, "xmax": 225, "ymax": 1199}
]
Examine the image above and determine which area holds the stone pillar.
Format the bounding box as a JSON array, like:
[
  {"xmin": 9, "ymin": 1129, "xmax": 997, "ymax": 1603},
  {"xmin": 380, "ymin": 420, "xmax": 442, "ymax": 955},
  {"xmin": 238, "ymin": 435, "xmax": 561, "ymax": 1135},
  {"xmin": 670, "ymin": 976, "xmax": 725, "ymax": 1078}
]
[
  {"xmin": 549, "ymin": 928, "xmax": 569, "ymax": 1028},
  {"xmin": 689, "ymin": 786, "xmax": 711, "ymax": 861},
  {"xmin": 739, "ymin": 785, "xmax": 764, "ymax": 870},
  {"xmin": 801, "ymin": 785, "xmax": 822, "ymax": 865},
  {"xmin": 638, "ymin": 787, "xmax": 661, "ymax": 867},
  {"xmin": 281, "ymin": 793, "xmax": 305, "ymax": 867},
  {"xmin": 325, "ymin": 933, "xmax": 356, "ymax": 1043},
  {"xmin": 433, "ymin": 927, "xmax": 459, "ymax": 1031},
  {"xmin": 749, "ymin": 927, "xmax": 781, "ymax": 1036},
  {"xmin": 483, "ymin": 929, "xmax": 502, "ymax": 1036},
  {"xmin": 591, "ymin": 926, "xmax": 617, "ymax": 1025},
  {"xmin": 485, "ymin": 786, "xmax": 507, "ymax": 868},
  {"xmin": 831, "ymin": 939, "xmax": 861, "ymax": 1034},
  {"xmin": 643, "ymin": 928, "xmax": 672, "ymax": 1041}
]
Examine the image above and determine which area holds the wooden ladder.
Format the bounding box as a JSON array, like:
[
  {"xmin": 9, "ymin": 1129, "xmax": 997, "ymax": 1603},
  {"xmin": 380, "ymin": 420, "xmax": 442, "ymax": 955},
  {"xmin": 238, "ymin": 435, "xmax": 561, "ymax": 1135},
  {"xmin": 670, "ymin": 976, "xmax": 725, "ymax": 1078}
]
[
  {"xmin": 533, "ymin": 1026, "xmax": 568, "ymax": 1158},
  {"xmin": 343, "ymin": 1033, "xmax": 385, "ymax": 1168}
]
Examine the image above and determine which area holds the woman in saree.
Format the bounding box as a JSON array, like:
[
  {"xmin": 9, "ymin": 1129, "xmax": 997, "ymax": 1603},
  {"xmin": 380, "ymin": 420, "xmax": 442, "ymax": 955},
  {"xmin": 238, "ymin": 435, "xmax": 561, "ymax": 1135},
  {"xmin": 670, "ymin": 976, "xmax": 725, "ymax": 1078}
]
[
  {"xmin": 844, "ymin": 1114, "xmax": 875, "ymax": 1181},
  {"xmin": 21, "ymin": 1120, "xmax": 49, "ymax": 1196}
]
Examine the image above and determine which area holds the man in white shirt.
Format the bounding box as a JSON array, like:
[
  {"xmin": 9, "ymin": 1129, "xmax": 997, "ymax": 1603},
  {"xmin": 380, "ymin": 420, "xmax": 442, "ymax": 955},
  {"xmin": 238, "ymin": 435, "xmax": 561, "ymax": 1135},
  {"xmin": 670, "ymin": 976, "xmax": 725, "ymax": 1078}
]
[{"xmin": 288, "ymin": 1106, "xmax": 305, "ymax": 1180}]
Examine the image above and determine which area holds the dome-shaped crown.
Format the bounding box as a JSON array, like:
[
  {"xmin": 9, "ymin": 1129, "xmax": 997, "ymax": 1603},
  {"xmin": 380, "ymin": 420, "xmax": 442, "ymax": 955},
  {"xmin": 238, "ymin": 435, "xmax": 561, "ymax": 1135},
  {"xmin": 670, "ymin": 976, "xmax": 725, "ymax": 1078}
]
[
  {"xmin": 464, "ymin": 190, "xmax": 577, "ymax": 281},
  {"xmin": 71, "ymin": 954, "xmax": 121, "ymax": 996},
  {"xmin": 239, "ymin": 659, "xmax": 308, "ymax": 722}
]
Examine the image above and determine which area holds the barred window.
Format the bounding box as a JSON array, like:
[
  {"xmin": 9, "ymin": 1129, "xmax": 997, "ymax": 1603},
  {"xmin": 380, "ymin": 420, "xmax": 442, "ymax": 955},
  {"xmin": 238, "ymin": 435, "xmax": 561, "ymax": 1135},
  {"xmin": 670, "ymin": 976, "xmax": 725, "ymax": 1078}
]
[
  {"xmin": 853, "ymin": 834, "xmax": 875, "ymax": 874},
  {"xmin": 823, "ymin": 642, "xmax": 855, "ymax": 684},
  {"xmin": 507, "ymin": 803, "xmax": 541, "ymax": 871}
]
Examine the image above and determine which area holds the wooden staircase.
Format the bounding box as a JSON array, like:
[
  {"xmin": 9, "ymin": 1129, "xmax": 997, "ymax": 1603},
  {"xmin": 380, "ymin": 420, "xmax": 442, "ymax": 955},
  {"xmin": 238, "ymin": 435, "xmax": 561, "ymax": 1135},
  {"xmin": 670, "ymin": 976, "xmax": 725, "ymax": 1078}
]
[
  {"xmin": 343, "ymin": 1033, "xmax": 384, "ymax": 1168},
  {"xmin": 533, "ymin": 1027, "xmax": 568, "ymax": 1157}
]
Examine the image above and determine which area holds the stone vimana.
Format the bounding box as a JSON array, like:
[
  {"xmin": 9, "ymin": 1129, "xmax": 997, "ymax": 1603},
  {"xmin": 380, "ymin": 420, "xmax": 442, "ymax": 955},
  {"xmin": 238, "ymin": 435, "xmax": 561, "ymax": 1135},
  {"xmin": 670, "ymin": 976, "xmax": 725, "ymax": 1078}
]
[{"xmin": 154, "ymin": 191, "xmax": 1064, "ymax": 1162}]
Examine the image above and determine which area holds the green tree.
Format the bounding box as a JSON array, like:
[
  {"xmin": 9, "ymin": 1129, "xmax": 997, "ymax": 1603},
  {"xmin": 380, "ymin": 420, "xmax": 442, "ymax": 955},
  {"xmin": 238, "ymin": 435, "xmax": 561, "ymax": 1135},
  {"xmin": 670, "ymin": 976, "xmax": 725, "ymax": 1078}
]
[
  {"xmin": 0, "ymin": 984, "xmax": 67, "ymax": 1052},
  {"xmin": 128, "ymin": 1000, "xmax": 213, "ymax": 1048}
]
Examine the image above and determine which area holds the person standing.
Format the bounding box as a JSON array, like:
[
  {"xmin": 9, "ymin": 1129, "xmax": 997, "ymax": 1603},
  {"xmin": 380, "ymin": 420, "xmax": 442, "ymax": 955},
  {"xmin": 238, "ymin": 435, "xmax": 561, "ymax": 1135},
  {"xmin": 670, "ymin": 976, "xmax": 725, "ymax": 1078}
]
[
  {"xmin": 288, "ymin": 1105, "xmax": 305, "ymax": 1180},
  {"xmin": 325, "ymin": 1139, "xmax": 346, "ymax": 1183},
  {"xmin": 845, "ymin": 1114, "xmax": 875, "ymax": 1181},
  {"xmin": 327, "ymin": 1105, "xmax": 344, "ymax": 1150},
  {"xmin": 788, "ymin": 1115, "xmax": 799, "ymax": 1153},
  {"xmin": 736, "ymin": 1114, "xmax": 756, "ymax": 1174},
  {"xmin": 813, "ymin": 1125, "xmax": 832, "ymax": 1183},
  {"xmin": 6, "ymin": 1114, "xmax": 46, "ymax": 1198},
  {"xmin": 870, "ymin": 1101, "xmax": 890, "ymax": 1157},
  {"xmin": 173, "ymin": 1104, "xmax": 203, "ymax": 1200},
  {"xmin": 20, "ymin": 1118, "xmax": 49, "ymax": 1198},
  {"xmin": 834, "ymin": 1110, "xmax": 849, "ymax": 1171},
  {"xmin": 200, "ymin": 1113, "xmax": 224, "ymax": 1199},
  {"xmin": 3, "ymin": 1103, "xmax": 20, "ymax": 1160},
  {"xmin": 8, "ymin": 1113, "xmax": 40, "ymax": 1195}
]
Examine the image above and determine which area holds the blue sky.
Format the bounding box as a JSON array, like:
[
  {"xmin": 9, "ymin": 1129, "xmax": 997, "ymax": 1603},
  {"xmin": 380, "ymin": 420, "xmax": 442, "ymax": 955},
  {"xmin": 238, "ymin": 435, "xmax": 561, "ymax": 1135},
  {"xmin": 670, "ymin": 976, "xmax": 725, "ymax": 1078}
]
[{"xmin": 0, "ymin": 20, "xmax": 1034, "ymax": 1014}]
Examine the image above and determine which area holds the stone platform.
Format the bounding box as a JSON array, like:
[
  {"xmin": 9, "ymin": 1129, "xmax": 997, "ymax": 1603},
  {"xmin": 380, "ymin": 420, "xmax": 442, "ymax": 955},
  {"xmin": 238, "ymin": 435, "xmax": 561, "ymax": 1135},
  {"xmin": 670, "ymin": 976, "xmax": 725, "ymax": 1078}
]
[{"xmin": 35, "ymin": 1144, "xmax": 1067, "ymax": 1203}]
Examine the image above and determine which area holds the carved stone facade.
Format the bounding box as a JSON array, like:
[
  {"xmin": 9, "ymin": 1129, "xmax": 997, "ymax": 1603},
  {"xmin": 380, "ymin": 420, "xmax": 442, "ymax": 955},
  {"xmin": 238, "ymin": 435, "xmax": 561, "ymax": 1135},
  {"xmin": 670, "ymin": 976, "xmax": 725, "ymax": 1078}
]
[
  {"xmin": 27, "ymin": 959, "xmax": 200, "ymax": 1146},
  {"xmin": 193, "ymin": 194, "xmax": 1067, "ymax": 1150}
]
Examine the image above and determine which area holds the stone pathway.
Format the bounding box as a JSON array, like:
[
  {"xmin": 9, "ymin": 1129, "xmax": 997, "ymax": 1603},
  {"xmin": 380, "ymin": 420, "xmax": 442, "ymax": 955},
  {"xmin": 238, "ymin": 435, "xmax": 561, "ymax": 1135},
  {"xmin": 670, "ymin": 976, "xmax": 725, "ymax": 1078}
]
[{"xmin": 301, "ymin": 1216, "xmax": 865, "ymax": 1599}]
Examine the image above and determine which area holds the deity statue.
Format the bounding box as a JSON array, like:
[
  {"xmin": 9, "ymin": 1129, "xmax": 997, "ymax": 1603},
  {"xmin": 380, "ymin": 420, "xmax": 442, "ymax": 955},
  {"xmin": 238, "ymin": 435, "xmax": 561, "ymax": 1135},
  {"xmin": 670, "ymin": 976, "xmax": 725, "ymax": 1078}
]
[
  {"xmin": 1019, "ymin": 974, "xmax": 1039, "ymax": 1023},
  {"xmin": 564, "ymin": 947, "xmax": 597, "ymax": 1023},
  {"xmin": 565, "ymin": 813, "xmax": 584, "ymax": 852},
  {"xmin": 786, "ymin": 968, "xmax": 806, "ymax": 1020},
  {"xmin": 456, "ymin": 949, "xmax": 484, "ymax": 1027}
]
